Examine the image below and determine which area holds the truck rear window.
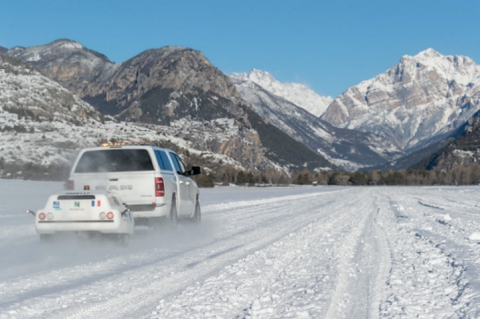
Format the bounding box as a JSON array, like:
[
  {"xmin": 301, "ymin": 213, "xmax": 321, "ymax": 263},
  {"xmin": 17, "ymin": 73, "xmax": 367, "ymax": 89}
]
[
  {"xmin": 74, "ymin": 150, "xmax": 154, "ymax": 173},
  {"xmin": 58, "ymin": 195, "xmax": 96, "ymax": 200}
]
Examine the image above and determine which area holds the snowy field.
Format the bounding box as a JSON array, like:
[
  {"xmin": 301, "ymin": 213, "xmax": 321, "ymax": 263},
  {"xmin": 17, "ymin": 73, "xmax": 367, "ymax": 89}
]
[{"xmin": 1, "ymin": 180, "xmax": 480, "ymax": 318}]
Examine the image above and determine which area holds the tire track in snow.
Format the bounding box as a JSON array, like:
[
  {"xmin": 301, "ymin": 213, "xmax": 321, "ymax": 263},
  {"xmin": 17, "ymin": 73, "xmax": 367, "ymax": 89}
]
[
  {"xmin": 55, "ymin": 192, "xmax": 351, "ymax": 319},
  {"xmin": 377, "ymin": 193, "xmax": 470, "ymax": 318},
  {"xmin": 10, "ymin": 187, "xmax": 480, "ymax": 318},
  {"xmin": 369, "ymin": 207, "xmax": 392, "ymax": 319},
  {"xmin": 147, "ymin": 189, "xmax": 371, "ymax": 319},
  {"xmin": 0, "ymin": 190, "xmax": 350, "ymax": 318},
  {"xmin": 324, "ymin": 190, "xmax": 385, "ymax": 319},
  {"xmin": 0, "ymin": 190, "xmax": 336, "ymax": 286},
  {"xmin": 202, "ymin": 189, "xmax": 348, "ymax": 214},
  {"xmin": 0, "ymin": 198, "xmax": 331, "ymax": 309}
]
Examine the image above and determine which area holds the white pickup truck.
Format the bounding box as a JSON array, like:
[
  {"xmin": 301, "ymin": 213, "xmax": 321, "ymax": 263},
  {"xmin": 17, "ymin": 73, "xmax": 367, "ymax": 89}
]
[{"xmin": 66, "ymin": 143, "xmax": 201, "ymax": 227}]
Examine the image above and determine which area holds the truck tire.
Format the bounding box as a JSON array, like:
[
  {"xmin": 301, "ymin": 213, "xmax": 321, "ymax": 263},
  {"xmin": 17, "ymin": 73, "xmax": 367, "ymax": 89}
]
[
  {"xmin": 194, "ymin": 200, "xmax": 201, "ymax": 224},
  {"xmin": 169, "ymin": 196, "xmax": 178, "ymax": 228}
]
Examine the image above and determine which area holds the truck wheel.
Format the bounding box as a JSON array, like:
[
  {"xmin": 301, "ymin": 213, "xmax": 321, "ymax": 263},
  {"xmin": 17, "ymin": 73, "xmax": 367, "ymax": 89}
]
[
  {"xmin": 169, "ymin": 197, "xmax": 178, "ymax": 228},
  {"xmin": 194, "ymin": 201, "xmax": 201, "ymax": 224}
]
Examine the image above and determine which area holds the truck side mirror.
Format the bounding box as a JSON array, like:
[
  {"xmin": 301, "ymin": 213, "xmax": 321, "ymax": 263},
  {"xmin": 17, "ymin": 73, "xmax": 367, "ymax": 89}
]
[{"xmin": 190, "ymin": 166, "xmax": 201, "ymax": 176}]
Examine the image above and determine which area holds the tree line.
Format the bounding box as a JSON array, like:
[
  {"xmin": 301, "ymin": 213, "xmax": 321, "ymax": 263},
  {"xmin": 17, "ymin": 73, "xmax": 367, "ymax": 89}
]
[
  {"xmin": 194, "ymin": 165, "xmax": 480, "ymax": 187},
  {"xmin": 4, "ymin": 139, "xmax": 480, "ymax": 187}
]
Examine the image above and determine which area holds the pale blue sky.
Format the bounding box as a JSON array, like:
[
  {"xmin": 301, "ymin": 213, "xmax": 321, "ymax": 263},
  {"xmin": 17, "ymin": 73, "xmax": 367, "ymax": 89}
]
[{"xmin": 1, "ymin": 0, "xmax": 479, "ymax": 97}]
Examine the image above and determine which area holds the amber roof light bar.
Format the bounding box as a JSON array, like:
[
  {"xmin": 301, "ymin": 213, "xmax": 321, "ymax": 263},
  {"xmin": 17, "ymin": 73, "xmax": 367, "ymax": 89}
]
[{"xmin": 100, "ymin": 142, "xmax": 157, "ymax": 147}]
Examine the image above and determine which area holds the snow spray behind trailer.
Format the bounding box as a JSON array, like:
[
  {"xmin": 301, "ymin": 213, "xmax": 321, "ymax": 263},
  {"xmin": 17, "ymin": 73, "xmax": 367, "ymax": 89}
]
[{"xmin": 26, "ymin": 190, "xmax": 134, "ymax": 245}]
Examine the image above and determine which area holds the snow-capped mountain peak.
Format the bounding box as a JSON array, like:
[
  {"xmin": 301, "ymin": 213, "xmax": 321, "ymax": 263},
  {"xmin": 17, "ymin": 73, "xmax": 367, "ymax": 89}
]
[
  {"xmin": 397, "ymin": 49, "xmax": 480, "ymax": 86},
  {"xmin": 231, "ymin": 69, "xmax": 275, "ymax": 83},
  {"xmin": 230, "ymin": 69, "xmax": 333, "ymax": 117},
  {"xmin": 322, "ymin": 48, "xmax": 480, "ymax": 152},
  {"xmin": 245, "ymin": 69, "xmax": 277, "ymax": 85},
  {"xmin": 414, "ymin": 48, "xmax": 442, "ymax": 59}
]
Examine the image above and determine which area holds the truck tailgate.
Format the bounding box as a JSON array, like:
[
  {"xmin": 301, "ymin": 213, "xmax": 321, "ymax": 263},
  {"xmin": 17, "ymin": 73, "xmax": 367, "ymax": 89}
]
[{"xmin": 72, "ymin": 171, "xmax": 156, "ymax": 205}]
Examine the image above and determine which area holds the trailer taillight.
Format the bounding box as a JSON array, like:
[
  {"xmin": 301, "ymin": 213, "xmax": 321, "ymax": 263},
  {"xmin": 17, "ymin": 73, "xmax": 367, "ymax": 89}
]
[
  {"xmin": 155, "ymin": 177, "xmax": 165, "ymax": 197},
  {"xmin": 67, "ymin": 180, "xmax": 74, "ymax": 190}
]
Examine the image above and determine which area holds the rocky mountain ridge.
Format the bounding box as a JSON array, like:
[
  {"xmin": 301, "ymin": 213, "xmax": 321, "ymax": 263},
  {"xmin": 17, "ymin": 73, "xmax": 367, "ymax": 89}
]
[
  {"xmin": 231, "ymin": 74, "xmax": 404, "ymax": 171},
  {"xmin": 322, "ymin": 49, "xmax": 480, "ymax": 154},
  {"xmin": 4, "ymin": 39, "xmax": 334, "ymax": 171},
  {"xmin": 0, "ymin": 54, "xmax": 283, "ymax": 179},
  {"xmin": 7, "ymin": 39, "xmax": 118, "ymax": 98},
  {"xmin": 0, "ymin": 54, "xmax": 102, "ymax": 125},
  {"xmin": 411, "ymin": 110, "xmax": 480, "ymax": 171}
]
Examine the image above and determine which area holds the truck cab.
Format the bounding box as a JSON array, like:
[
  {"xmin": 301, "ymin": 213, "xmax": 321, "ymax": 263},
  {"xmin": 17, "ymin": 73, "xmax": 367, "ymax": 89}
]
[{"xmin": 67, "ymin": 143, "xmax": 201, "ymax": 226}]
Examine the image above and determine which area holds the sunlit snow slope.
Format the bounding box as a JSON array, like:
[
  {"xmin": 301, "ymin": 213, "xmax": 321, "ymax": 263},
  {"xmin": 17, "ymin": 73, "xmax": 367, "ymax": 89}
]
[
  {"xmin": 1, "ymin": 181, "xmax": 480, "ymax": 318},
  {"xmin": 231, "ymin": 69, "xmax": 333, "ymax": 117}
]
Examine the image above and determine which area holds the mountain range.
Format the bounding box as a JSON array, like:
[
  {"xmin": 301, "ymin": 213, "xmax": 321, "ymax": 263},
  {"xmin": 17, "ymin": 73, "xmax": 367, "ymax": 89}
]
[
  {"xmin": 0, "ymin": 53, "xmax": 283, "ymax": 178},
  {"xmin": 2, "ymin": 39, "xmax": 334, "ymax": 173},
  {"xmin": 2, "ymin": 39, "xmax": 480, "ymax": 174},
  {"xmin": 230, "ymin": 71, "xmax": 403, "ymax": 170}
]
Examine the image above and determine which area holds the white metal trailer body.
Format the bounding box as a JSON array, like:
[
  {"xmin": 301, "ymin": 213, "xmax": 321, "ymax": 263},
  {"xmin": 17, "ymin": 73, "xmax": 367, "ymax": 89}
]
[{"xmin": 34, "ymin": 191, "xmax": 134, "ymax": 235}]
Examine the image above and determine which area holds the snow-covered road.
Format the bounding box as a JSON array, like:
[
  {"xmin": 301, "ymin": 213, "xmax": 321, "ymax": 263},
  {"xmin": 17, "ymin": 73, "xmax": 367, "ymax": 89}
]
[{"xmin": 1, "ymin": 180, "xmax": 480, "ymax": 318}]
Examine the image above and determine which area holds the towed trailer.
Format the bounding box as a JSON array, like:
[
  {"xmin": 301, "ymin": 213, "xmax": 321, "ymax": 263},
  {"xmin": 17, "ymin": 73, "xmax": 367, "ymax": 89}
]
[{"xmin": 27, "ymin": 190, "xmax": 134, "ymax": 245}]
